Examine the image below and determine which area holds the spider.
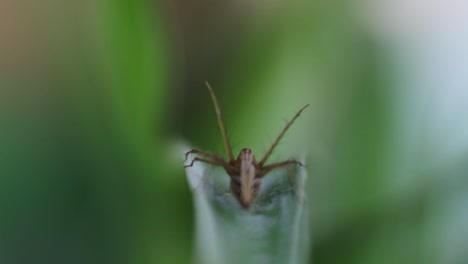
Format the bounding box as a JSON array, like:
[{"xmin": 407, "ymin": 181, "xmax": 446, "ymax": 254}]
[{"xmin": 185, "ymin": 82, "xmax": 309, "ymax": 208}]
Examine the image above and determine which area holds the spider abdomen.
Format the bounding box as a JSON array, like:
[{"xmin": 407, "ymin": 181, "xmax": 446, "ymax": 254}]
[{"xmin": 230, "ymin": 175, "xmax": 261, "ymax": 208}]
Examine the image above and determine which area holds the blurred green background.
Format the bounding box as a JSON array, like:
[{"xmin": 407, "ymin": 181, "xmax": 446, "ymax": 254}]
[{"xmin": 1, "ymin": 0, "xmax": 468, "ymax": 263}]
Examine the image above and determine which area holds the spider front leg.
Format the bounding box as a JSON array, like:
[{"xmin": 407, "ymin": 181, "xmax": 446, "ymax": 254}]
[
  {"xmin": 184, "ymin": 150, "xmax": 233, "ymax": 173},
  {"xmin": 184, "ymin": 157, "xmax": 223, "ymax": 168},
  {"xmin": 258, "ymin": 160, "xmax": 303, "ymax": 177},
  {"xmin": 185, "ymin": 149, "xmax": 225, "ymax": 162}
]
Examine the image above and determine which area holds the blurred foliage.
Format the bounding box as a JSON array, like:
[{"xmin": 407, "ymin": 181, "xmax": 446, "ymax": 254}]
[{"xmin": 1, "ymin": 0, "xmax": 468, "ymax": 264}]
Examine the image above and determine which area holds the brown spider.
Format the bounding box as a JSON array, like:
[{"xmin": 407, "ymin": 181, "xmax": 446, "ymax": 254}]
[{"xmin": 185, "ymin": 82, "xmax": 309, "ymax": 209}]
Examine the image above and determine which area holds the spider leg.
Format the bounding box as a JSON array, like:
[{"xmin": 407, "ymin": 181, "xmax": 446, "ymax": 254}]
[
  {"xmin": 257, "ymin": 104, "xmax": 309, "ymax": 168},
  {"xmin": 205, "ymin": 82, "xmax": 235, "ymax": 163},
  {"xmin": 258, "ymin": 160, "xmax": 303, "ymax": 177},
  {"xmin": 184, "ymin": 154, "xmax": 234, "ymax": 175},
  {"xmin": 184, "ymin": 157, "xmax": 224, "ymax": 168},
  {"xmin": 185, "ymin": 149, "xmax": 224, "ymax": 162}
]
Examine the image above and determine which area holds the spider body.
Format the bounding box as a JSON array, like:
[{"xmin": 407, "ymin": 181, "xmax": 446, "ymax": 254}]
[
  {"xmin": 231, "ymin": 148, "xmax": 260, "ymax": 208},
  {"xmin": 185, "ymin": 82, "xmax": 308, "ymax": 209}
]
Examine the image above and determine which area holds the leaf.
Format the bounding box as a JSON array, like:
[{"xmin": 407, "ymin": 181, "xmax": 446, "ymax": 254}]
[{"xmin": 184, "ymin": 148, "xmax": 310, "ymax": 264}]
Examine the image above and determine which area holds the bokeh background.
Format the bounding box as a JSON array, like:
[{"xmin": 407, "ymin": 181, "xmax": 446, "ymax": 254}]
[{"xmin": 1, "ymin": 0, "xmax": 468, "ymax": 263}]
